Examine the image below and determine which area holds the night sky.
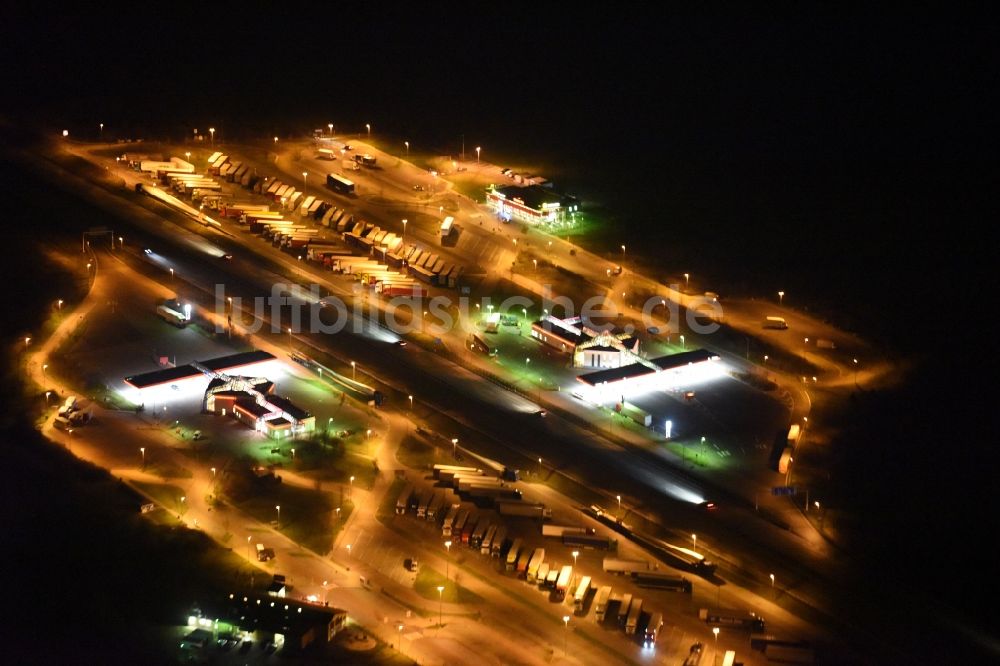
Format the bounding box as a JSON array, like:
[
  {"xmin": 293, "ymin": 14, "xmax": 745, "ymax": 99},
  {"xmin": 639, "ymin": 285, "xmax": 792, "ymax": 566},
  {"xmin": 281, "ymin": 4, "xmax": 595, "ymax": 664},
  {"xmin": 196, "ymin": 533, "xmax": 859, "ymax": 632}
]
[{"xmin": 3, "ymin": 4, "xmax": 998, "ymax": 660}]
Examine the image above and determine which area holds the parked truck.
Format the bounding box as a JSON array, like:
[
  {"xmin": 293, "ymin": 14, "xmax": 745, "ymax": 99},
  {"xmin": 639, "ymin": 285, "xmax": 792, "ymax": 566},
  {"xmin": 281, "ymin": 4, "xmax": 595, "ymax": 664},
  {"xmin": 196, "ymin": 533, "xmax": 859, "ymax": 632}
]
[
  {"xmin": 625, "ymin": 598, "xmax": 644, "ymax": 635},
  {"xmin": 643, "ymin": 611, "xmax": 663, "ymax": 647},
  {"xmin": 594, "ymin": 586, "xmax": 613, "ymax": 622},
  {"xmin": 497, "ymin": 501, "xmax": 552, "ymax": 519},
  {"xmin": 395, "ymin": 483, "xmax": 414, "ymax": 515},
  {"xmin": 526, "ymin": 548, "xmax": 546, "ymax": 583},
  {"xmin": 631, "ymin": 571, "xmax": 693, "ymax": 593},
  {"xmin": 603, "ymin": 558, "xmax": 650, "ymax": 574},
  {"xmin": 617, "ymin": 593, "xmax": 633, "ymax": 627},
  {"xmin": 480, "ymin": 524, "xmax": 498, "ymax": 555},
  {"xmin": 426, "ymin": 493, "xmax": 445, "ymax": 522},
  {"xmin": 573, "ymin": 576, "xmax": 593, "ymax": 613},
  {"xmin": 563, "ymin": 533, "xmax": 617, "ymax": 551},
  {"xmin": 505, "ymin": 538, "xmax": 523, "ymax": 572},
  {"xmin": 490, "ymin": 527, "xmax": 508, "ymax": 558},
  {"xmin": 541, "ymin": 525, "xmax": 587, "ymax": 538},
  {"xmin": 441, "ymin": 504, "xmax": 459, "ymax": 536},
  {"xmin": 555, "ymin": 565, "xmax": 573, "ymax": 600}
]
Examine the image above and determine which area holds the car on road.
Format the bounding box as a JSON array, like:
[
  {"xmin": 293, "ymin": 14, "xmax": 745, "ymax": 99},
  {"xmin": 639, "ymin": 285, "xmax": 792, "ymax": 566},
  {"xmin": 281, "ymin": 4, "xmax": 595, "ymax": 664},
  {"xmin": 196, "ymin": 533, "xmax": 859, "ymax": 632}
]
[
  {"xmin": 412, "ymin": 185, "xmax": 425, "ymax": 191},
  {"xmin": 404, "ymin": 558, "xmax": 419, "ymax": 572},
  {"xmin": 219, "ymin": 253, "xmax": 233, "ymax": 261},
  {"xmin": 144, "ymin": 248, "xmax": 152, "ymax": 254},
  {"xmin": 699, "ymin": 500, "xmax": 718, "ymax": 511},
  {"xmin": 394, "ymin": 340, "xmax": 407, "ymax": 347}
]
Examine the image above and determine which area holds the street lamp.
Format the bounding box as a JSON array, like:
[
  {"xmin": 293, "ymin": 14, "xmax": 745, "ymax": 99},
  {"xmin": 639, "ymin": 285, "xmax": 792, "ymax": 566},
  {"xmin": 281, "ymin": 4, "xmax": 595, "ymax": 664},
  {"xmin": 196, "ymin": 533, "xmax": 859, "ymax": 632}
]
[
  {"xmin": 274, "ymin": 136, "xmax": 278, "ymax": 144},
  {"xmin": 684, "ymin": 272, "xmax": 690, "ymax": 289},
  {"xmin": 778, "ymin": 290, "xmax": 784, "ymax": 305},
  {"xmin": 349, "ymin": 476, "xmax": 355, "ymax": 499},
  {"xmin": 404, "ymin": 141, "xmax": 409, "ymax": 156},
  {"xmin": 538, "ymin": 457, "xmax": 542, "ymax": 476},
  {"xmin": 616, "ymin": 494, "xmax": 621, "ymax": 515},
  {"xmin": 24, "ymin": 336, "xmax": 31, "ymax": 348},
  {"xmin": 621, "ymin": 244, "xmax": 626, "ymax": 257},
  {"xmin": 770, "ymin": 573, "xmax": 775, "ymax": 588},
  {"xmin": 99, "ymin": 122, "xmax": 103, "ymax": 138},
  {"xmin": 451, "ymin": 438, "xmax": 458, "ymax": 459},
  {"xmin": 475, "ymin": 146, "xmax": 481, "ymax": 164},
  {"xmin": 692, "ymin": 533, "xmax": 697, "ymax": 554},
  {"xmin": 351, "ymin": 361, "xmax": 356, "ymax": 380},
  {"xmin": 290, "ymin": 448, "xmax": 295, "ymax": 461},
  {"xmin": 346, "ymin": 543, "xmax": 352, "ymax": 557},
  {"xmin": 444, "ymin": 540, "xmax": 452, "ymax": 581},
  {"xmin": 436, "ymin": 585, "xmax": 444, "ymax": 626},
  {"xmin": 572, "ymin": 550, "xmax": 579, "ymax": 567},
  {"xmin": 275, "ymin": 505, "xmax": 281, "ymax": 523},
  {"xmin": 247, "ymin": 535, "xmax": 252, "ymax": 561},
  {"xmin": 302, "ymin": 171, "xmax": 308, "ymax": 196},
  {"xmin": 140, "ymin": 447, "xmax": 145, "ymax": 467},
  {"xmin": 209, "ymin": 127, "xmax": 215, "ymax": 146},
  {"xmin": 397, "ymin": 623, "xmax": 404, "ymax": 654},
  {"xmin": 401, "ymin": 218, "xmax": 407, "ymax": 243},
  {"xmin": 210, "ymin": 467, "xmax": 216, "ymax": 480},
  {"xmin": 328, "ymin": 123, "xmax": 333, "ymax": 136},
  {"xmin": 680, "ymin": 334, "xmax": 685, "ymax": 349},
  {"xmin": 42, "ymin": 364, "xmax": 48, "ymax": 376},
  {"xmin": 713, "ymin": 626, "xmax": 720, "ymax": 660},
  {"xmin": 287, "ymin": 327, "xmax": 293, "ymax": 345},
  {"xmin": 366, "ymin": 123, "xmax": 371, "ymax": 138},
  {"xmin": 563, "ymin": 615, "xmax": 570, "ymax": 656},
  {"xmin": 169, "ymin": 267, "xmax": 174, "ymax": 281}
]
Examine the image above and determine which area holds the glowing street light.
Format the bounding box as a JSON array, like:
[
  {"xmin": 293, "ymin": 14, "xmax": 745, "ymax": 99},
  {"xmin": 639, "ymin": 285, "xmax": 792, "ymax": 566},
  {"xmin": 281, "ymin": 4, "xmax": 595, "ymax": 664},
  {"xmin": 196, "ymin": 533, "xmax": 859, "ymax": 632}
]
[
  {"xmin": 451, "ymin": 438, "xmax": 458, "ymax": 458},
  {"xmin": 680, "ymin": 334, "xmax": 685, "ymax": 349},
  {"xmin": 302, "ymin": 171, "xmax": 308, "ymax": 195},
  {"xmin": 684, "ymin": 272, "xmax": 690, "ymax": 288},
  {"xmin": 328, "ymin": 123, "xmax": 333, "ymax": 136},
  {"xmin": 563, "ymin": 615, "xmax": 571, "ymax": 656},
  {"xmin": 475, "ymin": 146, "xmax": 481, "ymax": 164},
  {"xmin": 42, "ymin": 364, "xmax": 48, "ymax": 376},
  {"xmin": 444, "ymin": 540, "xmax": 452, "ymax": 581},
  {"xmin": 437, "ymin": 585, "xmax": 444, "ymax": 626},
  {"xmin": 769, "ymin": 573, "xmax": 775, "ymax": 588},
  {"xmin": 247, "ymin": 535, "xmax": 252, "ymax": 560},
  {"xmin": 621, "ymin": 244, "xmax": 626, "ymax": 257},
  {"xmin": 57, "ymin": 299, "xmax": 63, "ymax": 310},
  {"xmin": 210, "ymin": 467, "xmax": 216, "ymax": 479},
  {"xmin": 404, "ymin": 141, "xmax": 409, "ymax": 156},
  {"xmin": 778, "ymin": 290, "xmax": 785, "ymax": 305},
  {"xmin": 349, "ymin": 475, "xmax": 355, "ymax": 499},
  {"xmin": 24, "ymin": 336, "xmax": 31, "ymax": 348},
  {"xmin": 274, "ymin": 136, "xmax": 278, "ymax": 144},
  {"xmin": 401, "ymin": 218, "xmax": 407, "ymax": 242},
  {"xmin": 351, "ymin": 361, "xmax": 356, "ymax": 380},
  {"xmin": 713, "ymin": 626, "xmax": 720, "ymax": 657},
  {"xmin": 99, "ymin": 122, "xmax": 103, "ymax": 138},
  {"xmin": 346, "ymin": 543, "xmax": 352, "ymax": 557},
  {"xmin": 366, "ymin": 123, "xmax": 371, "ymax": 138},
  {"xmin": 140, "ymin": 447, "xmax": 145, "ymax": 467},
  {"xmin": 275, "ymin": 505, "xmax": 281, "ymax": 523},
  {"xmin": 616, "ymin": 494, "xmax": 621, "ymax": 514},
  {"xmin": 209, "ymin": 127, "xmax": 215, "ymax": 146},
  {"xmin": 692, "ymin": 533, "xmax": 697, "ymax": 553},
  {"xmin": 572, "ymin": 550, "xmax": 579, "ymax": 567}
]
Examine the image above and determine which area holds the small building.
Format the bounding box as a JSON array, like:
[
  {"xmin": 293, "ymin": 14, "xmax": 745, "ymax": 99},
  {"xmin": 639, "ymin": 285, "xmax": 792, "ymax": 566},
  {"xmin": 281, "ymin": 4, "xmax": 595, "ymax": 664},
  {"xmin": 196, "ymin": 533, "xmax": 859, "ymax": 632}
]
[
  {"xmin": 192, "ymin": 593, "xmax": 348, "ymax": 653},
  {"xmin": 486, "ymin": 184, "xmax": 578, "ymax": 226},
  {"xmin": 531, "ymin": 315, "xmax": 639, "ymax": 368}
]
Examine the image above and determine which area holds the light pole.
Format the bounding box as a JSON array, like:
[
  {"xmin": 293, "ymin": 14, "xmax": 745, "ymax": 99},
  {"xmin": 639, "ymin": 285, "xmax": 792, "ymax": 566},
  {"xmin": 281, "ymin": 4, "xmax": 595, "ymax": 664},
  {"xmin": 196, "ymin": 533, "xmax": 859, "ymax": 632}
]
[
  {"xmin": 351, "ymin": 361, "xmax": 356, "ymax": 380},
  {"xmin": 349, "ymin": 475, "xmax": 355, "ymax": 499},
  {"xmin": 572, "ymin": 550, "xmax": 579, "ymax": 568},
  {"xmin": 140, "ymin": 447, "xmax": 145, "ymax": 467},
  {"xmin": 275, "ymin": 505, "xmax": 281, "ymax": 523},
  {"xmin": 366, "ymin": 123, "xmax": 370, "ymax": 138},
  {"xmin": 328, "ymin": 123, "xmax": 333, "ymax": 136},
  {"xmin": 287, "ymin": 327, "xmax": 293, "ymax": 346},
  {"xmin": 436, "ymin": 585, "xmax": 444, "ymax": 627},
  {"xmin": 404, "ymin": 141, "xmax": 409, "ymax": 156},
  {"xmin": 397, "ymin": 623, "xmax": 404, "ymax": 654},
  {"xmin": 401, "ymin": 218, "xmax": 407, "ymax": 243},
  {"xmin": 778, "ymin": 290, "xmax": 784, "ymax": 305},
  {"xmin": 24, "ymin": 336, "xmax": 31, "ymax": 349},
  {"xmin": 408, "ymin": 395, "xmax": 413, "ymax": 410},
  {"xmin": 210, "ymin": 467, "xmax": 216, "ymax": 480},
  {"xmin": 247, "ymin": 535, "xmax": 252, "ymax": 561},
  {"xmin": 346, "ymin": 543, "xmax": 352, "ymax": 558},
  {"xmin": 209, "ymin": 127, "xmax": 215, "ymax": 146},
  {"xmin": 616, "ymin": 494, "xmax": 621, "ymax": 516},
  {"xmin": 302, "ymin": 171, "xmax": 308, "ymax": 196},
  {"xmin": 692, "ymin": 533, "xmax": 697, "ymax": 554},
  {"xmin": 680, "ymin": 334, "xmax": 685, "ymax": 349},
  {"xmin": 290, "ymin": 448, "xmax": 295, "ymax": 461},
  {"xmin": 444, "ymin": 540, "xmax": 452, "ymax": 581},
  {"xmin": 169, "ymin": 267, "xmax": 174, "ymax": 282},
  {"xmin": 451, "ymin": 438, "xmax": 458, "ymax": 459},
  {"xmin": 99, "ymin": 123, "xmax": 103, "ymax": 139},
  {"xmin": 475, "ymin": 146, "xmax": 481, "ymax": 164},
  {"xmin": 684, "ymin": 272, "xmax": 690, "ymax": 289},
  {"xmin": 621, "ymin": 244, "xmax": 626, "ymax": 257},
  {"xmin": 42, "ymin": 364, "xmax": 48, "ymax": 376},
  {"xmin": 853, "ymin": 358, "xmax": 859, "ymax": 388},
  {"xmin": 538, "ymin": 457, "xmax": 542, "ymax": 476},
  {"xmin": 713, "ymin": 626, "xmax": 720, "ymax": 663},
  {"xmin": 563, "ymin": 615, "xmax": 570, "ymax": 656}
]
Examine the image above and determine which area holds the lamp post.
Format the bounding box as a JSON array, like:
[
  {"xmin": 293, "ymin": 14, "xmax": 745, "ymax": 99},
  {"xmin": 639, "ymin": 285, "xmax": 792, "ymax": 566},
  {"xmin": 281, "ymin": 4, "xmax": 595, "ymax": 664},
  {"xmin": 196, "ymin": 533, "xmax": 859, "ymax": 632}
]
[
  {"xmin": 451, "ymin": 438, "xmax": 458, "ymax": 459},
  {"xmin": 401, "ymin": 218, "xmax": 407, "ymax": 243},
  {"xmin": 616, "ymin": 494, "xmax": 621, "ymax": 516},
  {"xmin": 770, "ymin": 573, "xmax": 775, "ymax": 588},
  {"xmin": 275, "ymin": 505, "xmax": 281, "ymax": 523},
  {"xmin": 351, "ymin": 361, "xmax": 356, "ymax": 380},
  {"xmin": 247, "ymin": 535, "xmax": 252, "ymax": 561},
  {"xmin": 538, "ymin": 457, "xmax": 542, "ymax": 476},
  {"xmin": 621, "ymin": 244, "xmax": 626, "ymax": 257},
  {"xmin": 778, "ymin": 290, "xmax": 784, "ymax": 305},
  {"xmin": 140, "ymin": 447, "xmax": 145, "ymax": 467},
  {"xmin": 563, "ymin": 615, "xmax": 570, "ymax": 656},
  {"xmin": 274, "ymin": 136, "xmax": 278, "ymax": 144},
  {"xmin": 366, "ymin": 123, "xmax": 371, "ymax": 138},
  {"xmin": 476, "ymin": 146, "xmax": 481, "ymax": 164},
  {"xmin": 853, "ymin": 358, "xmax": 859, "ymax": 388},
  {"xmin": 302, "ymin": 171, "xmax": 308, "ymax": 196},
  {"xmin": 444, "ymin": 540, "xmax": 452, "ymax": 581},
  {"xmin": 209, "ymin": 127, "xmax": 215, "ymax": 146},
  {"xmin": 169, "ymin": 267, "xmax": 174, "ymax": 282},
  {"xmin": 684, "ymin": 272, "xmax": 690, "ymax": 289},
  {"xmin": 346, "ymin": 543, "xmax": 352, "ymax": 558},
  {"xmin": 437, "ymin": 586, "xmax": 444, "ymax": 627},
  {"xmin": 42, "ymin": 364, "xmax": 48, "ymax": 376},
  {"xmin": 404, "ymin": 141, "xmax": 409, "ymax": 156},
  {"xmin": 680, "ymin": 334, "xmax": 685, "ymax": 349},
  {"xmin": 99, "ymin": 122, "xmax": 103, "ymax": 138},
  {"xmin": 713, "ymin": 626, "xmax": 720, "ymax": 663},
  {"xmin": 692, "ymin": 533, "xmax": 697, "ymax": 554},
  {"xmin": 24, "ymin": 336, "xmax": 31, "ymax": 349},
  {"xmin": 572, "ymin": 550, "xmax": 579, "ymax": 568},
  {"xmin": 397, "ymin": 623, "xmax": 404, "ymax": 654},
  {"xmin": 328, "ymin": 123, "xmax": 333, "ymax": 136},
  {"xmin": 349, "ymin": 476, "xmax": 355, "ymax": 499}
]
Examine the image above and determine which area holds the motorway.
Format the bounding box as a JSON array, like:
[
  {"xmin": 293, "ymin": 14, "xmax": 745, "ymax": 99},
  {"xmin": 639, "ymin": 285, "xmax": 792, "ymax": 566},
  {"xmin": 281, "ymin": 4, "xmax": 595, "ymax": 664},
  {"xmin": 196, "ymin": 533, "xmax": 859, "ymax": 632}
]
[{"xmin": 22, "ymin": 137, "xmax": 898, "ymax": 662}]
